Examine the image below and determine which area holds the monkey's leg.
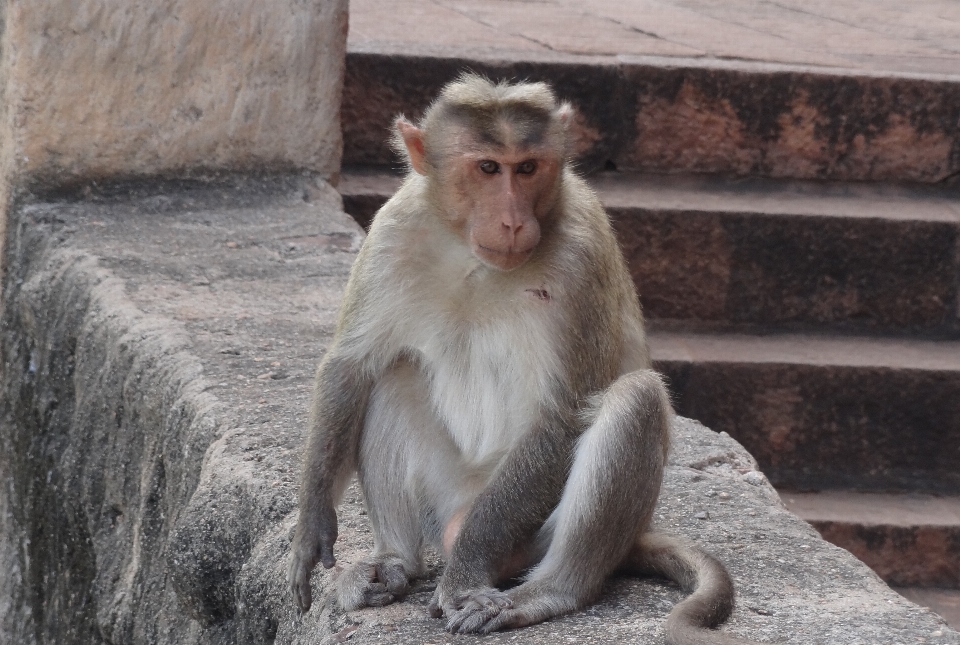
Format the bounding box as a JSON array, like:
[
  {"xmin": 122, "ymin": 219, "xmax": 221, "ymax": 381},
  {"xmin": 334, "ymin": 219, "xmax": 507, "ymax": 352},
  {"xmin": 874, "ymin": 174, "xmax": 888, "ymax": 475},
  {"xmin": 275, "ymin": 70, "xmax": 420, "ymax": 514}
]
[
  {"xmin": 338, "ymin": 361, "xmax": 480, "ymax": 610},
  {"xmin": 448, "ymin": 369, "xmax": 671, "ymax": 634}
]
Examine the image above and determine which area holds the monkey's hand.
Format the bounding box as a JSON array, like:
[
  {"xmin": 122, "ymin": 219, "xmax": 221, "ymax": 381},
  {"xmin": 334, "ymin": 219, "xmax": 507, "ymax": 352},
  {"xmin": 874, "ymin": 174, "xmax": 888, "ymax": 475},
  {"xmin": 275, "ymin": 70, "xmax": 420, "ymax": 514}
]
[
  {"xmin": 288, "ymin": 503, "xmax": 338, "ymax": 612},
  {"xmin": 429, "ymin": 583, "xmax": 513, "ymax": 634}
]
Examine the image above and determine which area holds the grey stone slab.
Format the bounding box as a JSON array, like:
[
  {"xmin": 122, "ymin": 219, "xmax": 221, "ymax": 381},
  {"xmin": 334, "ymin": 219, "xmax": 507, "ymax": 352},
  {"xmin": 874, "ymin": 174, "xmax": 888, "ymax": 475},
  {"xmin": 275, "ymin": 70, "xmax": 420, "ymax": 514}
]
[{"xmin": 1, "ymin": 176, "xmax": 956, "ymax": 643}]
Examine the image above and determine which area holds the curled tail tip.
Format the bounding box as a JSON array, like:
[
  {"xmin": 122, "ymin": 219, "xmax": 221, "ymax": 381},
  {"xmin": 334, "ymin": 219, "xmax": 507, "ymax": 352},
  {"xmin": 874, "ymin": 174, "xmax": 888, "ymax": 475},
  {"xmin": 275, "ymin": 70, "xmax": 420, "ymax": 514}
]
[{"xmin": 636, "ymin": 532, "xmax": 764, "ymax": 645}]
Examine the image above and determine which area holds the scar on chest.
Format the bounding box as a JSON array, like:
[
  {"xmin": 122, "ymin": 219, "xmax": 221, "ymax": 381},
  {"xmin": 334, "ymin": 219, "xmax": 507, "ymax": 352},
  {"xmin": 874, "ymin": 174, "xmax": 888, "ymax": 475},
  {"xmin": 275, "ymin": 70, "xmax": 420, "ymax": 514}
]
[{"xmin": 525, "ymin": 288, "xmax": 551, "ymax": 302}]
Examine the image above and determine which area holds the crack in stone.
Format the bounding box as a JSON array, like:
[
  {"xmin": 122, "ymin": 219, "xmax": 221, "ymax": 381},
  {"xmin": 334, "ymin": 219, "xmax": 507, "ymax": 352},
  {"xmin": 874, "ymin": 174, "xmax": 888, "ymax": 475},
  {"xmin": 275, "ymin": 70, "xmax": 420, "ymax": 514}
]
[
  {"xmin": 428, "ymin": 0, "xmax": 561, "ymax": 52},
  {"xmin": 762, "ymin": 0, "xmax": 960, "ymax": 55}
]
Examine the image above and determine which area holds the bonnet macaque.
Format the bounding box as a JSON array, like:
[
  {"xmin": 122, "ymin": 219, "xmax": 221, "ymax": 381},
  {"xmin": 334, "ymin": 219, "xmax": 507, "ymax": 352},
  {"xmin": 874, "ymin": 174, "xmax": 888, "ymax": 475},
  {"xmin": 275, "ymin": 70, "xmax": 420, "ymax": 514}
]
[{"xmin": 289, "ymin": 74, "xmax": 752, "ymax": 644}]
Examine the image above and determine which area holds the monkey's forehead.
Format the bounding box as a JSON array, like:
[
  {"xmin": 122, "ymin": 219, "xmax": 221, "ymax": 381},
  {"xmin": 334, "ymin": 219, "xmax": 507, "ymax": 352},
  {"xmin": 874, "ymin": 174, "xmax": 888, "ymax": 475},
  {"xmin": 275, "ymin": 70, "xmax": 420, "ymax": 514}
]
[{"xmin": 436, "ymin": 120, "xmax": 564, "ymax": 157}]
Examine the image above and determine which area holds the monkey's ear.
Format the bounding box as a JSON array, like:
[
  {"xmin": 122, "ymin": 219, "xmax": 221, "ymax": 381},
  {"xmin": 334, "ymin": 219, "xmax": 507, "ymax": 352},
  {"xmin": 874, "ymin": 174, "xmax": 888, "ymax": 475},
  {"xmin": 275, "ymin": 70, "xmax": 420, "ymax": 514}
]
[
  {"xmin": 557, "ymin": 102, "xmax": 576, "ymax": 127},
  {"xmin": 556, "ymin": 103, "xmax": 582, "ymax": 158},
  {"xmin": 396, "ymin": 118, "xmax": 429, "ymax": 176}
]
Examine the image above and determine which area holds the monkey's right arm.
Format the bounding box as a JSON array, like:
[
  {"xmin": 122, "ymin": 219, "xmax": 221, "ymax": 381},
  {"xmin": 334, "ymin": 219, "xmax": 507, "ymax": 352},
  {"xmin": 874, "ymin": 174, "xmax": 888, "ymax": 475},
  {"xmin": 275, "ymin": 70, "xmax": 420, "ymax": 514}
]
[{"xmin": 289, "ymin": 349, "xmax": 374, "ymax": 612}]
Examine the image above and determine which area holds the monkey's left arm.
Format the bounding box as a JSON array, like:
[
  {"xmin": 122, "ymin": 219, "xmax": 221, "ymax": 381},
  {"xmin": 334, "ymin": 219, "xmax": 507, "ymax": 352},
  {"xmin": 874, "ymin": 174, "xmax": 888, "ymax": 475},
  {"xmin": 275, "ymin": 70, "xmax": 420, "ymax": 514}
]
[{"xmin": 432, "ymin": 402, "xmax": 580, "ymax": 611}]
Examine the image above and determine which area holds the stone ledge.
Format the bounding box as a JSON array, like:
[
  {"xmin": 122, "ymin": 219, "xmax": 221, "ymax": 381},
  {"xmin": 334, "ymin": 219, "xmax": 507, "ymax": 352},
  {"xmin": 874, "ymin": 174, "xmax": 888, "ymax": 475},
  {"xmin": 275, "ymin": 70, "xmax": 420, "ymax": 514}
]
[
  {"xmin": 343, "ymin": 49, "xmax": 960, "ymax": 183},
  {"xmin": 1, "ymin": 176, "xmax": 956, "ymax": 643}
]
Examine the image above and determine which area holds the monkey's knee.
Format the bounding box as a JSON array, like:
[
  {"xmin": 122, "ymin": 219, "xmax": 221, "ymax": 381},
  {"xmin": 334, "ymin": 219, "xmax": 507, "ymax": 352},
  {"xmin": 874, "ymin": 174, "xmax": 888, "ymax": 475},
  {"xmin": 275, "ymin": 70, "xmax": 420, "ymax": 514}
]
[
  {"xmin": 590, "ymin": 369, "xmax": 672, "ymax": 450},
  {"xmin": 607, "ymin": 369, "xmax": 672, "ymax": 415}
]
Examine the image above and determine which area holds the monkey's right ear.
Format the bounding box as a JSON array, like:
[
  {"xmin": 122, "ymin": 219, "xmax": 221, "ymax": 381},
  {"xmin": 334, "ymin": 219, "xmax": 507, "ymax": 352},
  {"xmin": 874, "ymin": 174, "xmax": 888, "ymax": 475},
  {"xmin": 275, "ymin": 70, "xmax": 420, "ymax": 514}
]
[{"xmin": 396, "ymin": 119, "xmax": 429, "ymax": 176}]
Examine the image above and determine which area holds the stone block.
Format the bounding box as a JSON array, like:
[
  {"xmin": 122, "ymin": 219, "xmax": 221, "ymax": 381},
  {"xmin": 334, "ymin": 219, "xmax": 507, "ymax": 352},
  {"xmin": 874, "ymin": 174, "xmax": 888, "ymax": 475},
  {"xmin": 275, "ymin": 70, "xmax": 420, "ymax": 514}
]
[
  {"xmin": 0, "ymin": 0, "xmax": 348, "ymax": 273},
  {"xmin": 343, "ymin": 50, "xmax": 960, "ymax": 184},
  {"xmin": 655, "ymin": 332, "xmax": 960, "ymax": 493},
  {"xmin": 2, "ymin": 0, "xmax": 347, "ymax": 189}
]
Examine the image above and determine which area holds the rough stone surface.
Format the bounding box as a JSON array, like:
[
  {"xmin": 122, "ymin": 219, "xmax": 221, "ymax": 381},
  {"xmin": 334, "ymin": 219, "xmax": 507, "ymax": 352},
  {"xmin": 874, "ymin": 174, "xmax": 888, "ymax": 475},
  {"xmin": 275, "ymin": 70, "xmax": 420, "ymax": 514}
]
[
  {"xmin": 1, "ymin": 178, "xmax": 958, "ymax": 644},
  {"xmin": 783, "ymin": 491, "xmax": 960, "ymax": 588},
  {"xmin": 0, "ymin": 0, "xmax": 347, "ymax": 277},
  {"xmin": 898, "ymin": 589, "xmax": 960, "ymax": 631},
  {"xmin": 344, "ymin": 50, "xmax": 960, "ymax": 184},
  {"xmin": 349, "ymin": 0, "xmax": 960, "ymax": 76},
  {"xmin": 1, "ymin": 0, "xmax": 347, "ymax": 190},
  {"xmin": 654, "ymin": 332, "xmax": 960, "ymax": 494}
]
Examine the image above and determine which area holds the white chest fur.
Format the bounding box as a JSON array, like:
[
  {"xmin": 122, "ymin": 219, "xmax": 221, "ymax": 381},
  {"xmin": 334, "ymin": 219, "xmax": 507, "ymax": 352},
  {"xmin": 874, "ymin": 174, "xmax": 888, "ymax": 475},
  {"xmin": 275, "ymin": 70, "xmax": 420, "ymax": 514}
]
[
  {"xmin": 359, "ymin": 218, "xmax": 566, "ymax": 465},
  {"xmin": 417, "ymin": 296, "xmax": 560, "ymax": 464}
]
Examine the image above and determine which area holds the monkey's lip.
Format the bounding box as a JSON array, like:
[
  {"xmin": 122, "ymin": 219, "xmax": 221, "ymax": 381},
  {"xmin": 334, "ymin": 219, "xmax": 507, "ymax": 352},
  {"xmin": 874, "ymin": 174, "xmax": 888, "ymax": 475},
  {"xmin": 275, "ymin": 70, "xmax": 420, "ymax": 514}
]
[
  {"xmin": 476, "ymin": 244, "xmax": 536, "ymax": 258},
  {"xmin": 477, "ymin": 244, "xmax": 536, "ymax": 271},
  {"xmin": 475, "ymin": 244, "xmax": 535, "ymax": 270}
]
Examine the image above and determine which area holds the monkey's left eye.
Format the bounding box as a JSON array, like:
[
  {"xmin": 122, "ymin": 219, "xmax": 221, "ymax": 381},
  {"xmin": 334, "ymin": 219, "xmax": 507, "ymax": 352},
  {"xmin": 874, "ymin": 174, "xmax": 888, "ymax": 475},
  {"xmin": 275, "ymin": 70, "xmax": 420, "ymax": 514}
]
[
  {"xmin": 516, "ymin": 160, "xmax": 537, "ymax": 175},
  {"xmin": 479, "ymin": 160, "xmax": 500, "ymax": 174}
]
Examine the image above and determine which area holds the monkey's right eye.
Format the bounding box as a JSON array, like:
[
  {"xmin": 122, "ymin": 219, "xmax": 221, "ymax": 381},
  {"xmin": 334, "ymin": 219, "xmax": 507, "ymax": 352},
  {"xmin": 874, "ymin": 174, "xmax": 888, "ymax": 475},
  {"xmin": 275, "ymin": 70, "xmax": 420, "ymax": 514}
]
[{"xmin": 479, "ymin": 160, "xmax": 500, "ymax": 174}]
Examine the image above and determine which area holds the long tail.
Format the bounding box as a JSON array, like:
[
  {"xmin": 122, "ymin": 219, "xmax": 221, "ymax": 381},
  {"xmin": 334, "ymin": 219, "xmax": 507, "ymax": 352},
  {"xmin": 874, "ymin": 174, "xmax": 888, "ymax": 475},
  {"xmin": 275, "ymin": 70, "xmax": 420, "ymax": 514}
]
[{"xmin": 622, "ymin": 532, "xmax": 756, "ymax": 645}]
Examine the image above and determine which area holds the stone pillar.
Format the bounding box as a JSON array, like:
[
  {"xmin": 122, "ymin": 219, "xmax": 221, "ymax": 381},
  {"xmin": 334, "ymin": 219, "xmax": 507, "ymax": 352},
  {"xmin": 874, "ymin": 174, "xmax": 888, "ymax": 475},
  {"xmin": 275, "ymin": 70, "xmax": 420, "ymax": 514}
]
[{"xmin": 0, "ymin": 0, "xmax": 349, "ymax": 271}]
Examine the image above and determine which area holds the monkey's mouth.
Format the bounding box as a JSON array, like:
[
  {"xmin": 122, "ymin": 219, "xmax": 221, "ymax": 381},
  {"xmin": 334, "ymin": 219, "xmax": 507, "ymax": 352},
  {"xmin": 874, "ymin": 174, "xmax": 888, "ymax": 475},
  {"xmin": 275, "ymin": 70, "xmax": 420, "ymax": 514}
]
[{"xmin": 475, "ymin": 244, "xmax": 535, "ymax": 270}]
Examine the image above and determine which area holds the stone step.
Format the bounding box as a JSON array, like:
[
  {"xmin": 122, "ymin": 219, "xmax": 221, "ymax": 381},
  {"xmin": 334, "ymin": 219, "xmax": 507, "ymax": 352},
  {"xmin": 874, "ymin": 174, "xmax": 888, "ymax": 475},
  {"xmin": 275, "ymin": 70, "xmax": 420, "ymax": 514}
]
[
  {"xmin": 651, "ymin": 330, "xmax": 960, "ymax": 494},
  {"xmin": 780, "ymin": 491, "xmax": 960, "ymax": 589},
  {"xmin": 345, "ymin": 1, "xmax": 960, "ymax": 183},
  {"xmin": 896, "ymin": 588, "xmax": 960, "ymax": 632},
  {"xmin": 339, "ymin": 167, "xmax": 960, "ymax": 336}
]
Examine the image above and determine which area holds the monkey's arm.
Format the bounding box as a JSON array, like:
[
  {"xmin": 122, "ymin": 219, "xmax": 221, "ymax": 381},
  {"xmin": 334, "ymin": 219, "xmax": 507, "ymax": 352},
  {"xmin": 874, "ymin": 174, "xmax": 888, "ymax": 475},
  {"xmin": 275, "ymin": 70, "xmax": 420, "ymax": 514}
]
[
  {"xmin": 432, "ymin": 404, "xmax": 579, "ymax": 612},
  {"xmin": 289, "ymin": 350, "xmax": 374, "ymax": 612}
]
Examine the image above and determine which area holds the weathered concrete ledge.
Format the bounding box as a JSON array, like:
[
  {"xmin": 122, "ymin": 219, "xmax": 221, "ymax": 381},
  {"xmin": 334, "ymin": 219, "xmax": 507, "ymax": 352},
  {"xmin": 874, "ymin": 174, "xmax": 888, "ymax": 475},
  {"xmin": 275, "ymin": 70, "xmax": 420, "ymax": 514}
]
[
  {"xmin": 1, "ymin": 177, "xmax": 957, "ymax": 643},
  {"xmin": 343, "ymin": 48, "xmax": 960, "ymax": 183}
]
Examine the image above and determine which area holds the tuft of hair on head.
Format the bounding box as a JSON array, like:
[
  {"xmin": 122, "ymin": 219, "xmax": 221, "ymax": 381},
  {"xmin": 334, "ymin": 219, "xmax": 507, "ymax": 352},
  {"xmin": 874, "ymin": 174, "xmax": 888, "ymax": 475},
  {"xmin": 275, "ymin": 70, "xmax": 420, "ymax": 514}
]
[
  {"xmin": 393, "ymin": 73, "xmax": 575, "ymax": 173},
  {"xmin": 437, "ymin": 72, "xmax": 560, "ymax": 116}
]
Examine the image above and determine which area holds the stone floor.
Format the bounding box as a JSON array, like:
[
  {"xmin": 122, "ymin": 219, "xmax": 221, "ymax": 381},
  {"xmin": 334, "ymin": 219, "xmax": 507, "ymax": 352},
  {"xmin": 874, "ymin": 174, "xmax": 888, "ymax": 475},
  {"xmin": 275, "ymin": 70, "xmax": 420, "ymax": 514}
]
[{"xmin": 350, "ymin": 0, "xmax": 960, "ymax": 75}]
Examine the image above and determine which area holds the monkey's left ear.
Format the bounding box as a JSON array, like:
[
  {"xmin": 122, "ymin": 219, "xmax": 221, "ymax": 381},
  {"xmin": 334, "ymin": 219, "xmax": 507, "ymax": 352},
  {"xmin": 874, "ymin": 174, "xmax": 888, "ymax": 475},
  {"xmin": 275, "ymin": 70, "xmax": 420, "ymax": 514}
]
[
  {"xmin": 396, "ymin": 118, "xmax": 429, "ymax": 176},
  {"xmin": 556, "ymin": 103, "xmax": 582, "ymax": 158}
]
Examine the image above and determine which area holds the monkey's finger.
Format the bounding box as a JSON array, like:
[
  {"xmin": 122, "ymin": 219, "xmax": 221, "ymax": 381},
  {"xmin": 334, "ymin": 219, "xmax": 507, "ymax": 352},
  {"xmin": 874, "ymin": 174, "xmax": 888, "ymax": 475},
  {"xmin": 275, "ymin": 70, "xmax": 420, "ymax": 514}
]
[
  {"xmin": 292, "ymin": 573, "xmax": 313, "ymax": 613},
  {"xmin": 319, "ymin": 543, "xmax": 336, "ymax": 569},
  {"xmin": 479, "ymin": 609, "xmax": 523, "ymax": 634},
  {"xmin": 376, "ymin": 562, "xmax": 410, "ymax": 596},
  {"xmin": 446, "ymin": 599, "xmax": 483, "ymax": 630},
  {"xmin": 447, "ymin": 604, "xmax": 501, "ymax": 634},
  {"xmin": 365, "ymin": 590, "xmax": 396, "ymax": 607},
  {"xmin": 428, "ymin": 597, "xmax": 444, "ymax": 619}
]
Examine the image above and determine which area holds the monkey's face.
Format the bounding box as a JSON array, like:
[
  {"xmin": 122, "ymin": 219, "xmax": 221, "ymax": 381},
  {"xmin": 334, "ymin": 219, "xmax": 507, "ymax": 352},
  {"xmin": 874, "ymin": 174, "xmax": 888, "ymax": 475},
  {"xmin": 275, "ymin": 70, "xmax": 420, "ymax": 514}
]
[
  {"xmin": 441, "ymin": 147, "xmax": 561, "ymax": 272},
  {"xmin": 396, "ymin": 117, "xmax": 564, "ymax": 272}
]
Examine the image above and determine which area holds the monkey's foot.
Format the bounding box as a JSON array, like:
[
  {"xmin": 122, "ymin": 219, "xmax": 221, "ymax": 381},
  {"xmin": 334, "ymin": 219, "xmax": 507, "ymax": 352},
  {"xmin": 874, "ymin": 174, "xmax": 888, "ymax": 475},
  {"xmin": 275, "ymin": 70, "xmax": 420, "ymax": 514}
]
[
  {"xmin": 336, "ymin": 556, "xmax": 411, "ymax": 610},
  {"xmin": 439, "ymin": 581, "xmax": 580, "ymax": 634},
  {"xmin": 431, "ymin": 586, "xmax": 514, "ymax": 634}
]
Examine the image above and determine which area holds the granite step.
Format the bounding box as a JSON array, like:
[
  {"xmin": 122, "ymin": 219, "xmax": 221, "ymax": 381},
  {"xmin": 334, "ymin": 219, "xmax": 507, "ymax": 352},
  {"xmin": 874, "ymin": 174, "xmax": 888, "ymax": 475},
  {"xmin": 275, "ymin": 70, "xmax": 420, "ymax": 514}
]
[
  {"xmin": 781, "ymin": 491, "xmax": 960, "ymax": 589},
  {"xmin": 896, "ymin": 588, "xmax": 960, "ymax": 631},
  {"xmin": 650, "ymin": 330, "xmax": 960, "ymax": 494},
  {"xmin": 339, "ymin": 166, "xmax": 960, "ymax": 336},
  {"xmin": 345, "ymin": 0, "xmax": 960, "ymax": 183}
]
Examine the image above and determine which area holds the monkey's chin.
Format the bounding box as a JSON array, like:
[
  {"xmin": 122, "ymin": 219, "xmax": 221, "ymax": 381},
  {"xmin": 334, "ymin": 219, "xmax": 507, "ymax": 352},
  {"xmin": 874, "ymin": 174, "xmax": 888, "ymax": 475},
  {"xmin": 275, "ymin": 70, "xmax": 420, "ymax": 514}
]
[{"xmin": 474, "ymin": 244, "xmax": 535, "ymax": 271}]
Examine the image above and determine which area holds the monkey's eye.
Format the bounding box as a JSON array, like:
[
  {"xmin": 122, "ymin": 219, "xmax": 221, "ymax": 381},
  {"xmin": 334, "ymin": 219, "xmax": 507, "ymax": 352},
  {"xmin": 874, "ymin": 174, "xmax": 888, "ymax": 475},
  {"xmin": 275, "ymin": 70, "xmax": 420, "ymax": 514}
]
[
  {"xmin": 479, "ymin": 160, "xmax": 500, "ymax": 174},
  {"xmin": 516, "ymin": 160, "xmax": 537, "ymax": 175}
]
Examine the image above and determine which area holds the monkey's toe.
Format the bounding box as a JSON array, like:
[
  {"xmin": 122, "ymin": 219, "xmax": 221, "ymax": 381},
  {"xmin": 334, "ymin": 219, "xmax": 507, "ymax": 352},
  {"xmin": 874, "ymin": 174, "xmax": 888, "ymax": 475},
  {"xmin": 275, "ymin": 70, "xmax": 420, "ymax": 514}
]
[
  {"xmin": 336, "ymin": 558, "xmax": 411, "ymax": 610},
  {"xmin": 375, "ymin": 561, "xmax": 410, "ymax": 596},
  {"xmin": 446, "ymin": 602, "xmax": 501, "ymax": 634},
  {"xmin": 444, "ymin": 588, "xmax": 514, "ymax": 633}
]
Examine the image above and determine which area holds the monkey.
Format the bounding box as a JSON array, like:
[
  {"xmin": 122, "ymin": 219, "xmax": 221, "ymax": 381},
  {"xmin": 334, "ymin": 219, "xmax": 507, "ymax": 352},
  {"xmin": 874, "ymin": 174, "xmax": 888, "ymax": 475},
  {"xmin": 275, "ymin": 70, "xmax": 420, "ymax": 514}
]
[{"xmin": 289, "ymin": 74, "xmax": 753, "ymax": 644}]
